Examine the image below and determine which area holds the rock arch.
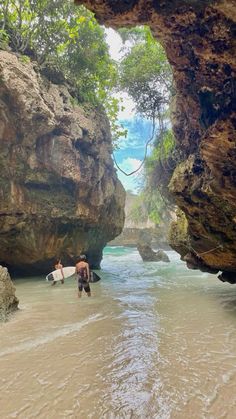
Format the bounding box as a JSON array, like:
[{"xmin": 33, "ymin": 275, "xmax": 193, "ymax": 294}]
[{"xmin": 76, "ymin": 0, "xmax": 236, "ymax": 282}]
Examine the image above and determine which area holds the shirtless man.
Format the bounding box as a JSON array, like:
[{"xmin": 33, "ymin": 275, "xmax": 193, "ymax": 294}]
[
  {"xmin": 75, "ymin": 255, "xmax": 91, "ymax": 297},
  {"xmin": 52, "ymin": 258, "xmax": 65, "ymax": 286}
]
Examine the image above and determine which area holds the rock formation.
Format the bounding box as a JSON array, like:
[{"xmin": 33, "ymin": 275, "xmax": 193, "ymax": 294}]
[
  {"xmin": 0, "ymin": 51, "xmax": 125, "ymax": 275},
  {"xmin": 76, "ymin": 0, "xmax": 236, "ymax": 283},
  {"xmin": 0, "ymin": 265, "xmax": 18, "ymax": 320},
  {"xmin": 109, "ymin": 191, "xmax": 170, "ymax": 248},
  {"xmin": 109, "ymin": 227, "xmax": 170, "ymax": 248},
  {"xmin": 137, "ymin": 244, "xmax": 170, "ymax": 262}
]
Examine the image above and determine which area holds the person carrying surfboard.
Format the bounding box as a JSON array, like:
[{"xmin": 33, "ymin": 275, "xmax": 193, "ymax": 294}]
[
  {"xmin": 75, "ymin": 255, "xmax": 91, "ymax": 297},
  {"xmin": 51, "ymin": 259, "xmax": 65, "ymax": 286}
]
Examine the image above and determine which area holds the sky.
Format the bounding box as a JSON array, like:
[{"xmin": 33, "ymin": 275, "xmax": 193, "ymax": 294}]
[
  {"xmin": 105, "ymin": 28, "xmax": 149, "ymax": 193},
  {"xmin": 113, "ymin": 117, "xmax": 154, "ymax": 192}
]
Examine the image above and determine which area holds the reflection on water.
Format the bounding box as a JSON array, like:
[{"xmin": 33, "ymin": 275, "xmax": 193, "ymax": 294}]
[{"xmin": 1, "ymin": 248, "xmax": 236, "ymax": 418}]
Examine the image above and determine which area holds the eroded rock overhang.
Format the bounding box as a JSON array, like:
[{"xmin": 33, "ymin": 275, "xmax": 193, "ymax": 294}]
[{"xmin": 76, "ymin": 0, "xmax": 236, "ymax": 282}]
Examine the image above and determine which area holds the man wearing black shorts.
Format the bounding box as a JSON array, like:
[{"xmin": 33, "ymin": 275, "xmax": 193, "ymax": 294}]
[{"xmin": 75, "ymin": 255, "xmax": 91, "ymax": 297}]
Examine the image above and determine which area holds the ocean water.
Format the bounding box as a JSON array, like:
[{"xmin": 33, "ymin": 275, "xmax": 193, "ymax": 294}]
[{"xmin": 1, "ymin": 247, "xmax": 236, "ymax": 418}]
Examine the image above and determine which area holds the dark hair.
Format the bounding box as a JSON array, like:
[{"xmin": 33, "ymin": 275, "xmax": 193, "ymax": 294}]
[
  {"xmin": 79, "ymin": 254, "xmax": 86, "ymax": 262},
  {"xmin": 55, "ymin": 258, "xmax": 61, "ymax": 264}
]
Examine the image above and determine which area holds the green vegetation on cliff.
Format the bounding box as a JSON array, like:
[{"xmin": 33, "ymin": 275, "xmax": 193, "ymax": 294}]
[
  {"xmin": 118, "ymin": 27, "xmax": 176, "ymax": 225},
  {"xmin": 128, "ymin": 189, "xmax": 167, "ymax": 226},
  {"xmin": 0, "ymin": 0, "xmax": 123, "ymax": 137},
  {"xmin": 119, "ymin": 26, "xmax": 173, "ymax": 120}
]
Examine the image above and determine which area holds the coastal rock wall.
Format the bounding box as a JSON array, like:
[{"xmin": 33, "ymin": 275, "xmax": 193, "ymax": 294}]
[
  {"xmin": 0, "ymin": 51, "xmax": 125, "ymax": 275},
  {"xmin": 76, "ymin": 0, "xmax": 236, "ymax": 282},
  {"xmin": 0, "ymin": 265, "xmax": 18, "ymax": 320}
]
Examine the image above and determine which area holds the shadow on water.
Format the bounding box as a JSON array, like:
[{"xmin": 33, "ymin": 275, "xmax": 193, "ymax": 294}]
[
  {"xmin": 192, "ymin": 275, "xmax": 236, "ymax": 318},
  {"xmin": 213, "ymin": 289, "xmax": 236, "ymax": 316}
]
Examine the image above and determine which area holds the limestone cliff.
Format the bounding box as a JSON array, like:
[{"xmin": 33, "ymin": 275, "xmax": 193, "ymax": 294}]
[
  {"xmin": 0, "ymin": 51, "xmax": 125, "ymax": 275},
  {"xmin": 0, "ymin": 265, "xmax": 18, "ymax": 320},
  {"xmin": 76, "ymin": 0, "xmax": 236, "ymax": 283}
]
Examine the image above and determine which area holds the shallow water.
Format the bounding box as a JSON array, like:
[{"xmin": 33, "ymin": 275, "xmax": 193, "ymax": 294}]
[{"xmin": 1, "ymin": 248, "xmax": 236, "ymax": 418}]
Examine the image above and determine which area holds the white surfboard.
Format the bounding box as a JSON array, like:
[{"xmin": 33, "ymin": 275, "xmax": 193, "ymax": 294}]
[{"xmin": 46, "ymin": 266, "xmax": 75, "ymax": 282}]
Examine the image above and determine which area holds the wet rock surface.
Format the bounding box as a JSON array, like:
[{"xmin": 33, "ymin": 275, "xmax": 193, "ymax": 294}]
[
  {"xmin": 0, "ymin": 265, "xmax": 18, "ymax": 321},
  {"xmin": 137, "ymin": 244, "xmax": 170, "ymax": 262},
  {"xmin": 0, "ymin": 51, "xmax": 125, "ymax": 275},
  {"xmin": 77, "ymin": 0, "xmax": 236, "ymax": 282}
]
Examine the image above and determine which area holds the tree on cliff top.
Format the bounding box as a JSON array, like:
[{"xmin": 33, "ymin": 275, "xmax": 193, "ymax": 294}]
[
  {"xmin": 119, "ymin": 26, "xmax": 173, "ymax": 121},
  {"xmin": 0, "ymin": 0, "xmax": 120, "ymax": 124}
]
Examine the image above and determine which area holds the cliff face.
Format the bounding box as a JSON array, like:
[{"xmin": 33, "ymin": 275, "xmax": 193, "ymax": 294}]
[
  {"xmin": 0, "ymin": 265, "xmax": 18, "ymax": 320},
  {"xmin": 76, "ymin": 0, "xmax": 236, "ymax": 282},
  {"xmin": 0, "ymin": 51, "xmax": 125, "ymax": 275}
]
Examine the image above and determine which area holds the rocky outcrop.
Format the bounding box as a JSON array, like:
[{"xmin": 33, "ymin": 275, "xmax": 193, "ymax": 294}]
[
  {"xmin": 109, "ymin": 227, "xmax": 170, "ymax": 248},
  {"xmin": 0, "ymin": 265, "xmax": 18, "ymax": 320},
  {"xmin": 169, "ymin": 210, "xmax": 220, "ymax": 273},
  {"xmin": 137, "ymin": 244, "xmax": 170, "ymax": 262},
  {"xmin": 0, "ymin": 51, "xmax": 125, "ymax": 275},
  {"xmin": 108, "ymin": 191, "xmax": 170, "ymax": 247},
  {"xmin": 77, "ymin": 0, "xmax": 236, "ymax": 282},
  {"xmin": 137, "ymin": 228, "xmax": 170, "ymax": 261}
]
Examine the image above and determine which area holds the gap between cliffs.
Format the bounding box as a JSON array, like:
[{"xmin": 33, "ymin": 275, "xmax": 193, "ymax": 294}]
[{"xmin": 76, "ymin": 0, "xmax": 236, "ymax": 283}]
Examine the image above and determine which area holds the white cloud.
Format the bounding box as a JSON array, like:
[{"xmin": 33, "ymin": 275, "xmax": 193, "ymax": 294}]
[
  {"xmin": 105, "ymin": 28, "xmax": 124, "ymax": 61},
  {"xmin": 115, "ymin": 157, "xmax": 143, "ymax": 192},
  {"xmin": 115, "ymin": 92, "xmax": 135, "ymax": 120},
  {"xmin": 123, "ymin": 157, "xmax": 142, "ymax": 171},
  {"xmin": 116, "ymin": 117, "xmax": 154, "ymax": 152}
]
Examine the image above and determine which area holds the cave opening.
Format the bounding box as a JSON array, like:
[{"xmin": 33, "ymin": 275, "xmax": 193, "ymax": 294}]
[
  {"xmin": 0, "ymin": 0, "xmax": 235, "ymax": 280},
  {"xmin": 75, "ymin": 0, "xmax": 236, "ymax": 282}
]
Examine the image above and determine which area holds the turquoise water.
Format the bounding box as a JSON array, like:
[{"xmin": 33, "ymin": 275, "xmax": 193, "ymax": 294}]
[
  {"xmin": 103, "ymin": 245, "xmax": 132, "ymax": 256},
  {"xmin": 1, "ymin": 247, "xmax": 236, "ymax": 418}
]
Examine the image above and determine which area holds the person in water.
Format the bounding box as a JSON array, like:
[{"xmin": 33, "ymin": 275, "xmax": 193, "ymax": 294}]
[
  {"xmin": 52, "ymin": 258, "xmax": 65, "ymax": 286},
  {"xmin": 75, "ymin": 255, "xmax": 91, "ymax": 297}
]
